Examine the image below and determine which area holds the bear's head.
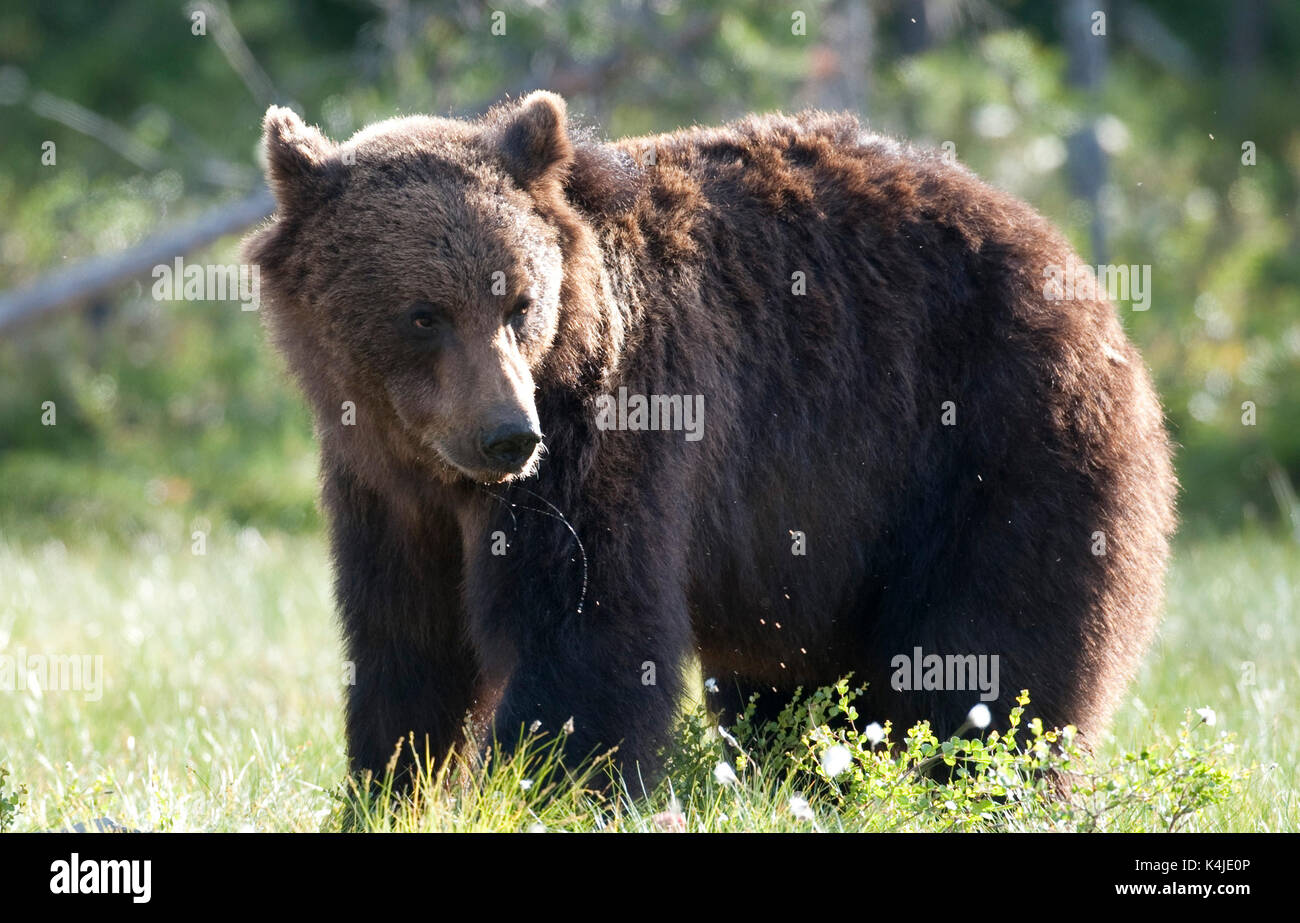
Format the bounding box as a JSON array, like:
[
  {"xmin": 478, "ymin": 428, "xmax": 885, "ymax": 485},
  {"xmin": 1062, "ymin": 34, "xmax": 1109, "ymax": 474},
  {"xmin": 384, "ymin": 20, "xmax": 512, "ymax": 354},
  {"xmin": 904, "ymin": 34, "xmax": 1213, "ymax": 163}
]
[{"xmin": 245, "ymin": 92, "xmax": 627, "ymax": 487}]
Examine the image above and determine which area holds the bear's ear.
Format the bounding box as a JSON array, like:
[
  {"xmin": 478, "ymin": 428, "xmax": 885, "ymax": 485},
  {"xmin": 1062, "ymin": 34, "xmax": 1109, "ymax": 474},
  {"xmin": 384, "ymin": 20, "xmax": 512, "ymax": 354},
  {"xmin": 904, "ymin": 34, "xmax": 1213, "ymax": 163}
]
[
  {"xmin": 491, "ymin": 91, "xmax": 574, "ymax": 191},
  {"xmin": 260, "ymin": 105, "xmax": 339, "ymax": 213}
]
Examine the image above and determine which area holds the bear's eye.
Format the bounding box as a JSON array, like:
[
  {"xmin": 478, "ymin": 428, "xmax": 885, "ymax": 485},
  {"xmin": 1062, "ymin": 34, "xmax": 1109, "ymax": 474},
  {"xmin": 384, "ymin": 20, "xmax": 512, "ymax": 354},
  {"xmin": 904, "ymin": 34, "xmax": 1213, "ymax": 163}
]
[
  {"xmin": 507, "ymin": 295, "xmax": 532, "ymax": 329},
  {"xmin": 403, "ymin": 302, "xmax": 445, "ymax": 340}
]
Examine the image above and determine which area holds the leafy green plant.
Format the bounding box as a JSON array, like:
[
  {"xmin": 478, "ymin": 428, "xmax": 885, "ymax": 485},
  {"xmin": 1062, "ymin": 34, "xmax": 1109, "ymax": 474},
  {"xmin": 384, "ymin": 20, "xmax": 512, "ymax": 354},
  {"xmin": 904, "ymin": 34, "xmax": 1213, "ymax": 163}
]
[
  {"xmin": 0, "ymin": 766, "xmax": 27, "ymax": 833},
  {"xmin": 716, "ymin": 682, "xmax": 1242, "ymax": 833}
]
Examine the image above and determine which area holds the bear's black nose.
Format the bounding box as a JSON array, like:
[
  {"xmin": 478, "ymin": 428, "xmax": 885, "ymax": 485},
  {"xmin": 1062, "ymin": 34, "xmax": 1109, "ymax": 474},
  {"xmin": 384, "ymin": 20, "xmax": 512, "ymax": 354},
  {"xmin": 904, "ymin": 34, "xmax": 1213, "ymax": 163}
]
[{"xmin": 481, "ymin": 424, "xmax": 541, "ymax": 469}]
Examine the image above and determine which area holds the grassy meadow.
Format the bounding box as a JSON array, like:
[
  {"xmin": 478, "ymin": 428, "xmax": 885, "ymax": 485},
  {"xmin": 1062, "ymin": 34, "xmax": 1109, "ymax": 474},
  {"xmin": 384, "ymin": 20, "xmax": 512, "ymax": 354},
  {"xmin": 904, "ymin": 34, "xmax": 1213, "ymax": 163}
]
[{"xmin": 1, "ymin": 522, "xmax": 1294, "ymax": 832}]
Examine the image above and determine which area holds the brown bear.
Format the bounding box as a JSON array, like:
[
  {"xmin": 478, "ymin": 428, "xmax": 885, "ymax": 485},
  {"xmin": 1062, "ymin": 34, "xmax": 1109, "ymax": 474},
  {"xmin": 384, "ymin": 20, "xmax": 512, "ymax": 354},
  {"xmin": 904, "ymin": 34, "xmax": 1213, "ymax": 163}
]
[{"xmin": 244, "ymin": 91, "xmax": 1176, "ymax": 783}]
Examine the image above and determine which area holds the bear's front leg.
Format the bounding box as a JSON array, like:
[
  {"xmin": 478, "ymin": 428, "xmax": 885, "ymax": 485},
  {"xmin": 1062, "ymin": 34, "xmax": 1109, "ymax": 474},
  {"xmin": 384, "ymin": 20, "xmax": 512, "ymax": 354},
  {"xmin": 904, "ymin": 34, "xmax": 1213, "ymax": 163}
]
[
  {"xmin": 324, "ymin": 463, "xmax": 480, "ymax": 785},
  {"xmin": 490, "ymin": 618, "xmax": 690, "ymax": 779},
  {"xmin": 463, "ymin": 496, "xmax": 692, "ymax": 781}
]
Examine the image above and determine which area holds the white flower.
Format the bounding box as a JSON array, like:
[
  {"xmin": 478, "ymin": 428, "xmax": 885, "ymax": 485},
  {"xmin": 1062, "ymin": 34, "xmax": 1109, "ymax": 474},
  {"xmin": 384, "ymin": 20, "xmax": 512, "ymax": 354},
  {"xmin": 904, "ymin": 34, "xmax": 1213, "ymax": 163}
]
[
  {"xmin": 713, "ymin": 761, "xmax": 740, "ymax": 786},
  {"xmin": 967, "ymin": 703, "xmax": 992, "ymax": 730},
  {"xmin": 561, "ymin": 716, "xmax": 575, "ymax": 735},
  {"xmin": 519, "ymin": 779, "xmax": 534, "ymax": 791},
  {"xmin": 864, "ymin": 722, "xmax": 885, "ymax": 745},
  {"xmin": 704, "ymin": 677, "xmax": 719, "ymax": 694},
  {"xmin": 1196, "ymin": 706, "xmax": 1217, "ymax": 727},
  {"xmin": 716, "ymin": 724, "xmax": 741, "ymax": 749},
  {"xmin": 788, "ymin": 795, "xmax": 815, "ymax": 822},
  {"xmin": 526, "ymin": 822, "xmax": 546, "ymax": 833},
  {"xmin": 820, "ymin": 744, "xmax": 853, "ymax": 778}
]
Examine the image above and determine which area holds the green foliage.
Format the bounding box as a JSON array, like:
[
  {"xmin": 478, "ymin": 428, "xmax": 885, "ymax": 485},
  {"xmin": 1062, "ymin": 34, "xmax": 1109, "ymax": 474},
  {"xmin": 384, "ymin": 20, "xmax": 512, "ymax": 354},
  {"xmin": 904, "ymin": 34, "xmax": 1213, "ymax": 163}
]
[
  {"xmin": 722, "ymin": 684, "xmax": 1241, "ymax": 833},
  {"xmin": 0, "ymin": 765, "xmax": 27, "ymax": 833},
  {"xmin": 0, "ymin": 270, "xmax": 319, "ymax": 541},
  {"xmin": 1, "ymin": 1, "xmax": 1299, "ymax": 533}
]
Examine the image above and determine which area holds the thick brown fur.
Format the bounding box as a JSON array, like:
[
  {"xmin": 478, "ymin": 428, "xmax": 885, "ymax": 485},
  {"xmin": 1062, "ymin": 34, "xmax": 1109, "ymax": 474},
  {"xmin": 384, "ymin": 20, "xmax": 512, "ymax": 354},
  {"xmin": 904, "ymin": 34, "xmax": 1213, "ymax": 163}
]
[{"xmin": 244, "ymin": 92, "xmax": 1176, "ymax": 782}]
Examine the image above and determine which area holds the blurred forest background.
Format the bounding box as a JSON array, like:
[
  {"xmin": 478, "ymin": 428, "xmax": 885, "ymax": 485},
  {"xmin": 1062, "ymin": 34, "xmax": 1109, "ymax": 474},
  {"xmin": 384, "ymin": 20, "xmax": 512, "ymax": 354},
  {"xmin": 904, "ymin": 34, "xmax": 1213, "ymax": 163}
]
[{"xmin": 1, "ymin": 0, "xmax": 1298, "ymax": 541}]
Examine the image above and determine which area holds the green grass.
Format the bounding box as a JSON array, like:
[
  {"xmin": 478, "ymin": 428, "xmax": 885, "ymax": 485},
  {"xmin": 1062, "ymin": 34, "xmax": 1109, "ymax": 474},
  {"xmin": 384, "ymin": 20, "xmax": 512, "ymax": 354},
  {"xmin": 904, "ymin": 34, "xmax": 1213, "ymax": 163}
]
[
  {"xmin": 1111, "ymin": 531, "xmax": 1300, "ymax": 831},
  {"xmin": 0, "ymin": 526, "xmax": 1294, "ymax": 832}
]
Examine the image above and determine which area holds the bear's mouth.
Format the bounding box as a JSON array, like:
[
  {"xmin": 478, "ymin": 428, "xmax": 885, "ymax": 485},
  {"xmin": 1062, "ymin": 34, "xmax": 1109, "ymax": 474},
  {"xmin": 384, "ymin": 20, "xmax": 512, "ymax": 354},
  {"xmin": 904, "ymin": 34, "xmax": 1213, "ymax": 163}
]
[
  {"xmin": 449, "ymin": 458, "xmax": 542, "ymax": 485},
  {"xmin": 426, "ymin": 438, "xmax": 543, "ymax": 485}
]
